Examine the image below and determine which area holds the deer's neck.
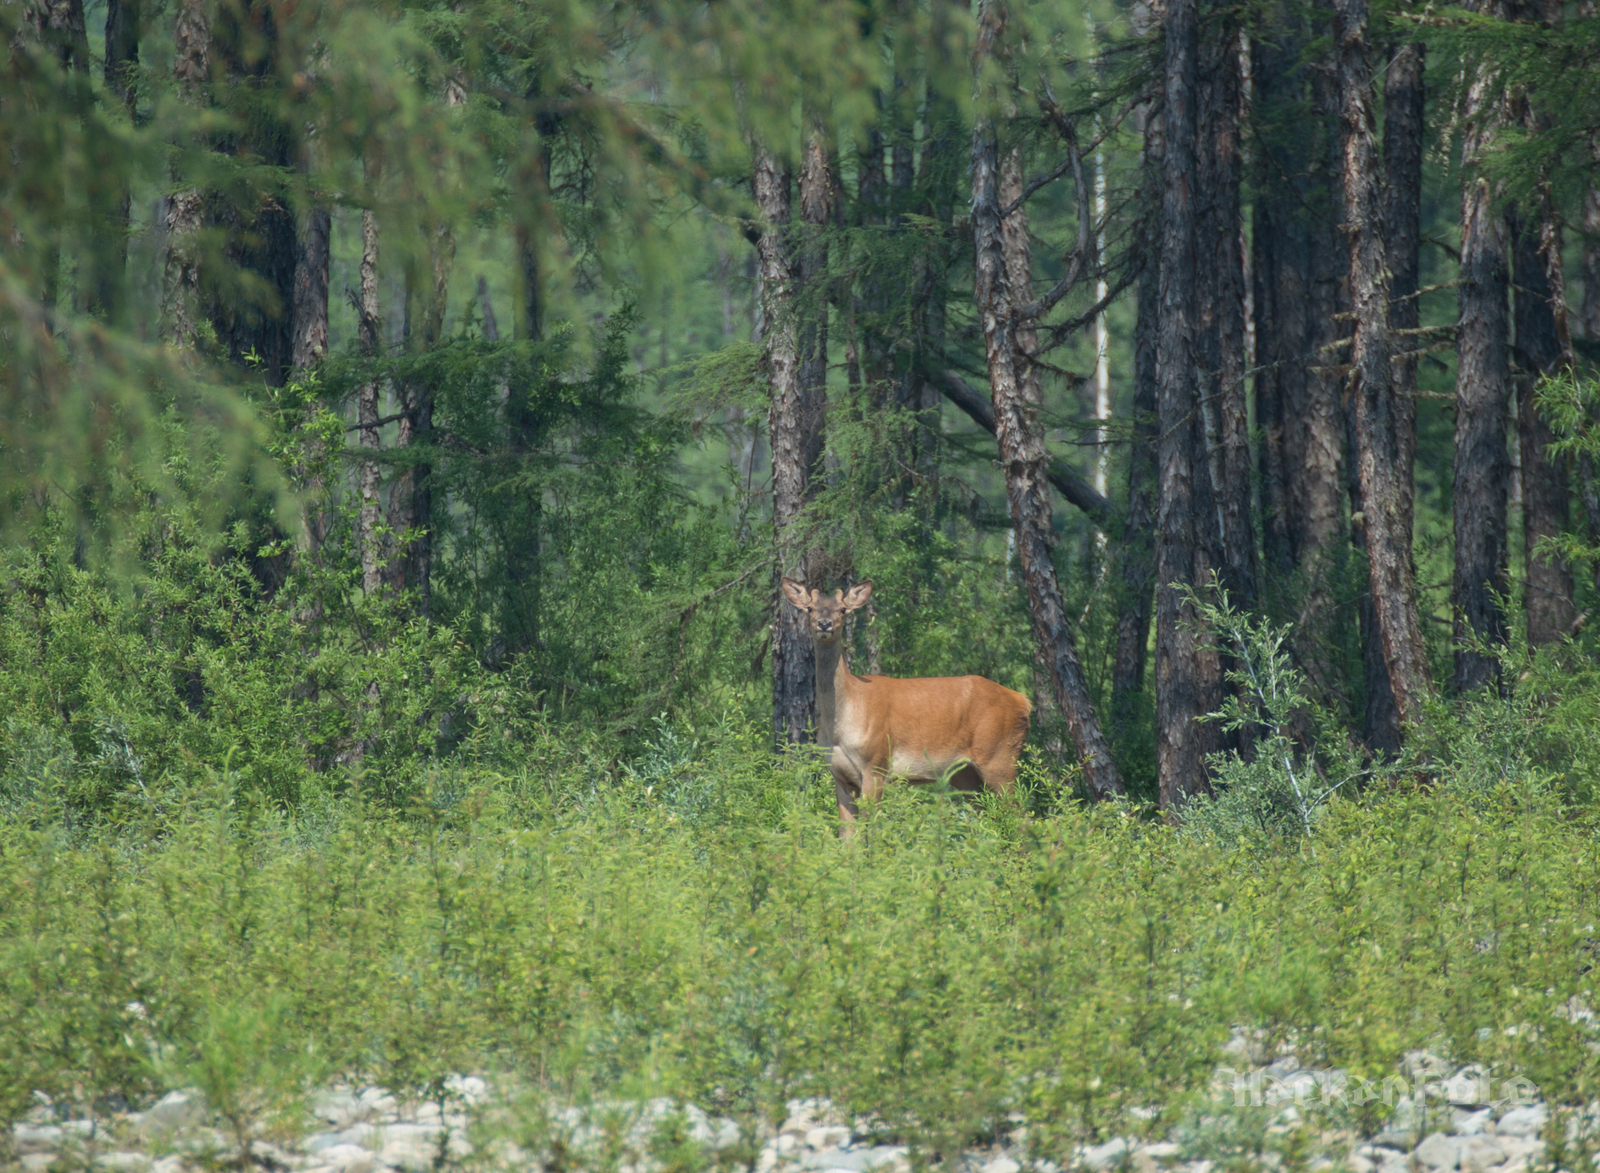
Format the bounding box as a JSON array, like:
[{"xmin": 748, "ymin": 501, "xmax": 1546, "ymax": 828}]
[{"xmin": 812, "ymin": 638, "xmax": 853, "ymax": 747}]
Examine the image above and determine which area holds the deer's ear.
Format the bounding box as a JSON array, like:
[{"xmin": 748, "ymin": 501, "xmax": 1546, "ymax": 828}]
[
  {"xmin": 841, "ymin": 580, "xmax": 873, "ymax": 610},
  {"xmin": 781, "ymin": 578, "xmax": 812, "ymax": 610}
]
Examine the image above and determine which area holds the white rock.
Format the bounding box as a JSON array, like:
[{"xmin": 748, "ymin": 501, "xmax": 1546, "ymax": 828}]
[
  {"xmin": 1495, "ymin": 1107, "xmax": 1546, "ymax": 1139},
  {"xmin": 1308, "ymin": 1159, "xmax": 1334, "ymax": 1173},
  {"xmin": 305, "ymin": 1124, "xmax": 380, "ymax": 1154},
  {"xmin": 315, "ymin": 1145, "xmax": 378, "ymax": 1173},
  {"xmin": 784, "ymin": 1100, "xmax": 840, "ymax": 1135},
  {"xmin": 312, "ymin": 1092, "xmax": 362, "ymax": 1129},
  {"xmin": 1082, "ymin": 1138, "xmax": 1131, "ymax": 1172},
  {"xmin": 1446, "ymin": 1068, "xmax": 1493, "ymax": 1107},
  {"xmin": 1345, "ymin": 1155, "xmax": 1375, "ymax": 1173},
  {"xmin": 150, "ymin": 1157, "xmax": 186, "ymax": 1173},
  {"xmin": 1458, "ymin": 1138, "xmax": 1505, "ymax": 1173},
  {"xmin": 143, "ymin": 1092, "xmax": 206, "ymax": 1137},
  {"xmin": 377, "ymin": 1141, "xmax": 435, "ymax": 1173},
  {"xmin": 806, "ymin": 1125, "xmax": 852, "ymax": 1151},
  {"xmin": 1495, "ymin": 1137, "xmax": 1542, "ymax": 1161},
  {"xmin": 95, "ymin": 1151, "xmax": 152, "ymax": 1173},
  {"xmin": 442, "ymin": 1075, "xmax": 488, "ymax": 1104},
  {"xmin": 13, "ymin": 1125, "xmax": 64, "ymax": 1152},
  {"xmin": 757, "ymin": 1146, "xmax": 780, "ymax": 1173},
  {"xmin": 1367, "ymin": 1147, "xmax": 1407, "ymax": 1173},
  {"xmin": 983, "ymin": 1158, "xmax": 1023, "ymax": 1173},
  {"xmin": 1414, "ymin": 1133, "xmax": 1461, "ymax": 1171},
  {"xmin": 355, "ymin": 1090, "xmax": 398, "ymax": 1120},
  {"xmin": 20, "ymin": 1155, "xmax": 57, "ymax": 1173},
  {"xmin": 862, "ymin": 1146, "xmax": 910, "ymax": 1172},
  {"xmin": 1455, "ymin": 1110, "xmax": 1495, "ymax": 1136}
]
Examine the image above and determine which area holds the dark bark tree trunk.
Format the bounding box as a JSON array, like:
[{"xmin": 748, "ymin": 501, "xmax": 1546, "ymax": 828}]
[
  {"xmin": 1453, "ymin": 14, "xmax": 1512, "ymax": 693},
  {"xmin": 1155, "ymin": 0, "xmax": 1214, "ymax": 813},
  {"xmin": 1196, "ymin": 22, "xmax": 1255, "ymax": 609},
  {"xmin": 1511, "ymin": 205, "xmax": 1578, "ymax": 644},
  {"xmin": 292, "ymin": 207, "xmax": 331, "ymax": 371},
  {"xmin": 759, "ymin": 144, "xmax": 820, "ymax": 748},
  {"xmin": 206, "ymin": 0, "xmax": 297, "ymax": 387},
  {"xmin": 1582, "ymin": 178, "xmax": 1600, "ymax": 341},
  {"xmin": 1111, "ymin": 105, "xmax": 1160, "ymax": 735},
  {"xmin": 1251, "ymin": 2, "xmax": 1349, "ymax": 706},
  {"xmin": 1355, "ymin": 37, "xmax": 1424, "ymax": 752},
  {"xmin": 161, "ymin": 0, "xmax": 209, "ymax": 347},
  {"xmin": 1336, "ymin": 0, "xmax": 1433, "ymax": 728},
  {"xmin": 969, "ymin": 122, "xmax": 1123, "ymax": 800}
]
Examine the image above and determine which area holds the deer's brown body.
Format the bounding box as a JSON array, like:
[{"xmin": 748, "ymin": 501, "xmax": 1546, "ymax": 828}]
[{"xmin": 782, "ymin": 579, "xmax": 1032, "ymax": 825}]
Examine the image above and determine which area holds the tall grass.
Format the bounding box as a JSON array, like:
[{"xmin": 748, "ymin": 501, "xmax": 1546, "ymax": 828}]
[{"xmin": 3, "ymin": 719, "xmax": 1598, "ymax": 1161}]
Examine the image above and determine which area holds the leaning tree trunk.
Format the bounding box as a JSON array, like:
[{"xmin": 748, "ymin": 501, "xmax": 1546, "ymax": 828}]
[
  {"xmin": 1155, "ymin": 0, "xmax": 1213, "ymax": 813},
  {"xmin": 1511, "ymin": 203, "xmax": 1578, "ymax": 644},
  {"xmin": 1336, "ymin": 0, "xmax": 1433, "ymax": 729},
  {"xmin": 970, "ymin": 124, "xmax": 1123, "ymax": 801},
  {"xmin": 1453, "ymin": 8, "xmax": 1512, "ymax": 693},
  {"xmin": 758, "ymin": 144, "xmax": 820, "ymax": 748}
]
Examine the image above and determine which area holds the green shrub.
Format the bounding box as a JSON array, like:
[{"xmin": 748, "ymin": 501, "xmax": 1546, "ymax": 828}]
[{"xmin": 3, "ymin": 752, "xmax": 1597, "ymax": 1151}]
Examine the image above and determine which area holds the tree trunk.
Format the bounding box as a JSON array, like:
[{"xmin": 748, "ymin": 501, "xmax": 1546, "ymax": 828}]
[
  {"xmin": 1453, "ymin": 12, "xmax": 1512, "ymax": 693},
  {"xmin": 289, "ymin": 204, "xmax": 332, "ymax": 556},
  {"xmin": 207, "ymin": 0, "xmax": 297, "ymax": 387},
  {"xmin": 970, "ymin": 124, "xmax": 1123, "ymax": 800},
  {"xmin": 1111, "ymin": 105, "xmax": 1160, "ymax": 735},
  {"xmin": 356, "ymin": 205, "xmax": 384, "ymax": 597},
  {"xmin": 162, "ymin": 0, "xmax": 210, "ymax": 347},
  {"xmin": 1251, "ymin": 4, "xmax": 1349, "ymax": 708},
  {"xmin": 1582, "ymin": 178, "xmax": 1600, "ymax": 341},
  {"xmin": 1155, "ymin": 0, "xmax": 1213, "ymax": 813},
  {"xmin": 1336, "ymin": 0, "xmax": 1433, "ymax": 728},
  {"xmin": 1196, "ymin": 22, "xmax": 1255, "ymax": 609},
  {"xmin": 88, "ymin": 0, "xmax": 138, "ymax": 321},
  {"xmin": 759, "ymin": 144, "xmax": 820, "ymax": 748},
  {"xmin": 387, "ymin": 226, "xmax": 452, "ymax": 613},
  {"xmin": 1511, "ymin": 204, "xmax": 1578, "ymax": 644},
  {"xmin": 292, "ymin": 207, "xmax": 331, "ymax": 372}
]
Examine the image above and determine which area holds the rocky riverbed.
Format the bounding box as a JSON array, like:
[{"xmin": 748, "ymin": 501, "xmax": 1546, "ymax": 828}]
[{"xmin": 4, "ymin": 1052, "xmax": 1593, "ymax": 1173}]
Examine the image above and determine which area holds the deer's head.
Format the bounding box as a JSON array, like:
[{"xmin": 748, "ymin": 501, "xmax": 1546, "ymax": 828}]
[{"xmin": 781, "ymin": 578, "xmax": 873, "ymax": 645}]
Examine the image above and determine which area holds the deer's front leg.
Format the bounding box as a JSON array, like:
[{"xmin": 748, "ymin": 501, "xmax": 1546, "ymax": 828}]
[{"xmin": 831, "ymin": 746, "xmax": 864, "ymax": 830}]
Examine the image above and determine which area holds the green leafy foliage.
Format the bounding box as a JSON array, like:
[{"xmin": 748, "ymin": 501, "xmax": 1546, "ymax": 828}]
[{"xmin": 2, "ymin": 745, "xmax": 1598, "ymax": 1148}]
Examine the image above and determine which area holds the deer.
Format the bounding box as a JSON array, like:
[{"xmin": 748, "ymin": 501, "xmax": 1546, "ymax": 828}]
[{"xmin": 781, "ymin": 578, "xmax": 1032, "ymax": 826}]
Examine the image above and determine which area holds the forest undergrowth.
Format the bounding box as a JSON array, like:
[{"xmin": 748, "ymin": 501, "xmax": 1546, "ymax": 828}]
[{"xmin": 3, "ymin": 700, "xmax": 1600, "ymax": 1153}]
